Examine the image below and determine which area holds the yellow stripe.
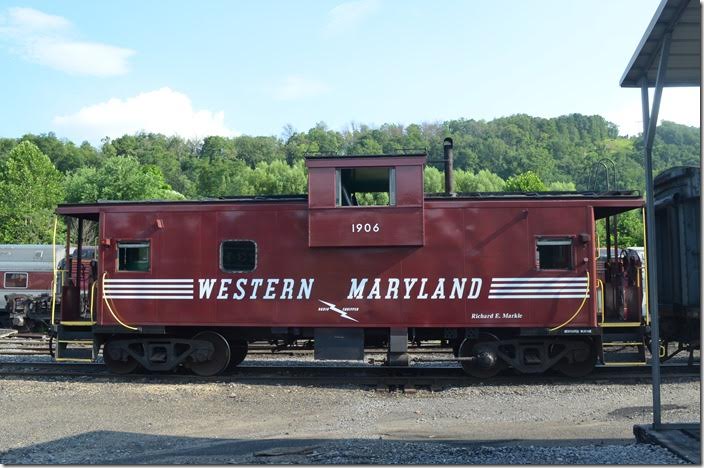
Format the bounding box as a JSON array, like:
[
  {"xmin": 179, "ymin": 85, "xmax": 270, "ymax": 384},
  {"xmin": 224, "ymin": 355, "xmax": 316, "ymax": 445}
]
[
  {"xmin": 55, "ymin": 357, "xmax": 94, "ymax": 362},
  {"xmin": 600, "ymin": 322, "xmax": 643, "ymax": 328},
  {"xmin": 60, "ymin": 321, "xmax": 96, "ymax": 326},
  {"xmin": 602, "ymin": 362, "xmax": 647, "ymax": 366},
  {"xmin": 602, "ymin": 342, "xmax": 643, "ymax": 346}
]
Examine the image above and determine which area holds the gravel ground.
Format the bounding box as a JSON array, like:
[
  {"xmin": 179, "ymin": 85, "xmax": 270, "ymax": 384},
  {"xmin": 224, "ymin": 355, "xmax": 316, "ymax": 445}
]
[{"xmin": 0, "ymin": 360, "xmax": 699, "ymax": 464}]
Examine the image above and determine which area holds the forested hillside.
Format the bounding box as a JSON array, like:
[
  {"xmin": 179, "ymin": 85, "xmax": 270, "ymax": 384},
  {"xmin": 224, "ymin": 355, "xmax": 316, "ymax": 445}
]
[{"xmin": 0, "ymin": 113, "xmax": 699, "ymax": 245}]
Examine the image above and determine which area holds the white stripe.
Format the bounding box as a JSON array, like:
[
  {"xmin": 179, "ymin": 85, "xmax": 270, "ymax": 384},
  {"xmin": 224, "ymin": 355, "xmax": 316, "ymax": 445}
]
[
  {"xmin": 490, "ymin": 283, "xmax": 587, "ymax": 288},
  {"xmin": 489, "ymin": 288, "xmax": 588, "ymax": 293},
  {"xmin": 488, "ymin": 294, "xmax": 590, "ymax": 299},
  {"xmin": 104, "ymin": 288, "xmax": 193, "ymax": 295},
  {"xmin": 105, "ymin": 284, "xmax": 194, "ymax": 289},
  {"xmin": 104, "ymin": 295, "xmax": 194, "ymax": 299},
  {"xmin": 492, "ymin": 277, "xmax": 587, "ymax": 282},
  {"xmin": 104, "ymin": 279, "xmax": 193, "ymax": 283}
]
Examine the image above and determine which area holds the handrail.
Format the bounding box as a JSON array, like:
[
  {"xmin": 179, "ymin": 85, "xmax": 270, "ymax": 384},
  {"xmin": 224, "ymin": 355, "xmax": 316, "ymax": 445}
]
[
  {"xmin": 50, "ymin": 217, "xmax": 58, "ymax": 325},
  {"xmin": 101, "ymin": 272, "xmax": 138, "ymax": 331},
  {"xmin": 597, "ymin": 279, "xmax": 605, "ymax": 325},
  {"xmin": 89, "ymin": 280, "xmax": 97, "ymax": 322},
  {"xmin": 548, "ymin": 271, "xmax": 591, "ymax": 332}
]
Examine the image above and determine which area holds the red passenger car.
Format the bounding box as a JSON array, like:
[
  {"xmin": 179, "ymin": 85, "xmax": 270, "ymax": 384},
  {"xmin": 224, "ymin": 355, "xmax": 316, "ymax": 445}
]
[{"xmin": 53, "ymin": 144, "xmax": 647, "ymax": 377}]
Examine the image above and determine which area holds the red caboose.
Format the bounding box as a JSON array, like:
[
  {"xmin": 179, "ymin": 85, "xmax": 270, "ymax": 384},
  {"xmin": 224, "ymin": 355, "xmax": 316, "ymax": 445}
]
[{"xmin": 52, "ymin": 145, "xmax": 646, "ymax": 377}]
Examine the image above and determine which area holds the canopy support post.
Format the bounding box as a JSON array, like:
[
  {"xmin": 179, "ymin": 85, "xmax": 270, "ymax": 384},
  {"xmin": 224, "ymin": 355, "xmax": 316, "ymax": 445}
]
[{"xmin": 640, "ymin": 31, "xmax": 672, "ymax": 431}]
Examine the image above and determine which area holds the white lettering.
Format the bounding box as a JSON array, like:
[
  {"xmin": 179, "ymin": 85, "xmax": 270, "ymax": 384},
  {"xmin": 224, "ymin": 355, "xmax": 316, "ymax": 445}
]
[
  {"xmin": 403, "ymin": 278, "xmax": 418, "ymax": 299},
  {"xmin": 199, "ymin": 279, "xmax": 217, "ymax": 299},
  {"xmin": 385, "ymin": 278, "xmax": 399, "ymax": 299},
  {"xmin": 263, "ymin": 278, "xmax": 279, "ymax": 299},
  {"xmin": 250, "ymin": 279, "xmax": 264, "ymax": 299},
  {"xmin": 417, "ymin": 278, "xmax": 429, "ymax": 299},
  {"xmin": 297, "ymin": 278, "xmax": 314, "ymax": 299},
  {"xmin": 217, "ymin": 279, "xmax": 232, "ymax": 299},
  {"xmin": 467, "ymin": 278, "xmax": 482, "ymax": 299},
  {"xmin": 232, "ymin": 278, "xmax": 247, "ymax": 300},
  {"xmin": 430, "ymin": 278, "xmax": 446, "ymax": 299},
  {"xmin": 280, "ymin": 278, "xmax": 295, "ymax": 299},
  {"xmin": 367, "ymin": 278, "xmax": 382, "ymax": 299},
  {"xmin": 449, "ymin": 278, "xmax": 466, "ymax": 299},
  {"xmin": 348, "ymin": 278, "xmax": 368, "ymax": 299}
]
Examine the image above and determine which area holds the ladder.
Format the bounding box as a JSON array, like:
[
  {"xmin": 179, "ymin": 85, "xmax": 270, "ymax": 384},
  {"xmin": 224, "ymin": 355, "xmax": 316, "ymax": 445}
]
[
  {"xmin": 54, "ymin": 323, "xmax": 97, "ymax": 362},
  {"xmin": 600, "ymin": 324, "xmax": 647, "ymax": 366}
]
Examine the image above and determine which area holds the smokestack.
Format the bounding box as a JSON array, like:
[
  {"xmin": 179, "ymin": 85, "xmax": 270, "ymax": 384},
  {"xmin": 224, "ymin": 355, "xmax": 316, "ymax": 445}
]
[{"xmin": 443, "ymin": 137, "xmax": 454, "ymax": 196}]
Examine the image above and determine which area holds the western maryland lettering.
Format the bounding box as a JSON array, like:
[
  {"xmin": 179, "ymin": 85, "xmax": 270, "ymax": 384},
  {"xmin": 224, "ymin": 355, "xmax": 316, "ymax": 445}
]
[
  {"xmin": 195, "ymin": 277, "xmax": 483, "ymax": 301},
  {"xmin": 347, "ymin": 278, "xmax": 482, "ymax": 300},
  {"xmin": 198, "ymin": 278, "xmax": 315, "ymax": 300}
]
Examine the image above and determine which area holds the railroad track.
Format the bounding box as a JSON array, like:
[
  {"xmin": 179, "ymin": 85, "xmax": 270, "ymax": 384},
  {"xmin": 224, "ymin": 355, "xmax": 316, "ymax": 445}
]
[
  {"xmin": 0, "ymin": 334, "xmax": 52, "ymax": 356},
  {"xmin": 0, "ymin": 361, "xmax": 698, "ymax": 390}
]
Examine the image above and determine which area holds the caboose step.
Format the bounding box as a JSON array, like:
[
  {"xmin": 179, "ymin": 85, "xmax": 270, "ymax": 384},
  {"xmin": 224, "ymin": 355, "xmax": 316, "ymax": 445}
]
[
  {"xmin": 54, "ymin": 324, "xmax": 96, "ymax": 362},
  {"xmin": 60, "ymin": 321, "xmax": 97, "ymax": 326},
  {"xmin": 599, "ymin": 321, "xmax": 644, "ymax": 328},
  {"xmin": 601, "ymin": 340, "xmax": 646, "ymax": 366},
  {"xmin": 55, "ymin": 340, "xmax": 95, "ymax": 361}
]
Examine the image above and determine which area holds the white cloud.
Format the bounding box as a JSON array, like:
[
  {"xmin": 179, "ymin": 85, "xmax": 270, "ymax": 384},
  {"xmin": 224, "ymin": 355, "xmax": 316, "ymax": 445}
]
[
  {"xmin": 0, "ymin": 6, "xmax": 135, "ymax": 76},
  {"xmin": 52, "ymin": 87, "xmax": 236, "ymax": 142},
  {"xmin": 324, "ymin": 0, "xmax": 379, "ymax": 35},
  {"xmin": 5, "ymin": 7, "xmax": 70, "ymax": 31},
  {"xmin": 606, "ymin": 87, "xmax": 700, "ymax": 136},
  {"xmin": 274, "ymin": 75, "xmax": 331, "ymax": 101}
]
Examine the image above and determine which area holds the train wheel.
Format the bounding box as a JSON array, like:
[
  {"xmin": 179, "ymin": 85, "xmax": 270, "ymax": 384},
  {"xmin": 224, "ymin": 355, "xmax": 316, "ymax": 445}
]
[
  {"xmin": 103, "ymin": 342, "xmax": 140, "ymax": 374},
  {"xmin": 227, "ymin": 338, "xmax": 248, "ymax": 368},
  {"xmin": 189, "ymin": 331, "xmax": 231, "ymax": 376},
  {"xmin": 553, "ymin": 341, "xmax": 595, "ymax": 377},
  {"xmin": 458, "ymin": 338, "xmax": 506, "ymax": 378}
]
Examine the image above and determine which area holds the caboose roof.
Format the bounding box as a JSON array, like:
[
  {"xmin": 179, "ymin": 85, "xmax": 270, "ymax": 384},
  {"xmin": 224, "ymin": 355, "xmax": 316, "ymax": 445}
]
[
  {"xmin": 305, "ymin": 153, "xmax": 427, "ymax": 168},
  {"xmin": 56, "ymin": 189, "xmax": 641, "ymax": 220}
]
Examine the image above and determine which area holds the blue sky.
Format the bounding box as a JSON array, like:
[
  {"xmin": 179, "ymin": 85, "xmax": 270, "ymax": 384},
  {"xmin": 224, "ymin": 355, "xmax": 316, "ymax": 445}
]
[{"xmin": 0, "ymin": 0, "xmax": 699, "ymax": 144}]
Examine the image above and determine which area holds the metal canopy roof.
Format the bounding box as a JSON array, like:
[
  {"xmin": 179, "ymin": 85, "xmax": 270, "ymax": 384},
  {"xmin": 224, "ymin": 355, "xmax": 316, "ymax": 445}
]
[{"xmin": 620, "ymin": 0, "xmax": 701, "ymax": 87}]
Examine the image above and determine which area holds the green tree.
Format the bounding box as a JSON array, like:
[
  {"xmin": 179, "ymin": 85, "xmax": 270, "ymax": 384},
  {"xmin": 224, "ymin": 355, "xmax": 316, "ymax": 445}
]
[
  {"xmin": 0, "ymin": 141, "xmax": 64, "ymax": 242},
  {"xmin": 423, "ymin": 166, "xmax": 443, "ymax": 193},
  {"xmin": 547, "ymin": 181, "xmax": 577, "ymax": 191},
  {"xmin": 64, "ymin": 156, "xmax": 184, "ymax": 203},
  {"xmin": 247, "ymin": 160, "xmax": 307, "ymax": 195},
  {"xmin": 503, "ymin": 171, "xmax": 547, "ymax": 192}
]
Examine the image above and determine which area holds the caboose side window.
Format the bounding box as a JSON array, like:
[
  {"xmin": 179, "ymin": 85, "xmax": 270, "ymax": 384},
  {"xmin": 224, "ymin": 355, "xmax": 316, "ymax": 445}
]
[
  {"xmin": 536, "ymin": 238, "xmax": 572, "ymax": 270},
  {"xmin": 118, "ymin": 241, "xmax": 150, "ymax": 272},
  {"xmin": 221, "ymin": 240, "xmax": 256, "ymax": 272},
  {"xmin": 4, "ymin": 272, "xmax": 28, "ymax": 288},
  {"xmin": 335, "ymin": 167, "xmax": 396, "ymax": 207}
]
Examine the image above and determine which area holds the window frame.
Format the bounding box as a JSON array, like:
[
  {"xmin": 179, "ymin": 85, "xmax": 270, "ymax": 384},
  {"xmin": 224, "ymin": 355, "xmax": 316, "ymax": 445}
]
[
  {"xmin": 335, "ymin": 166, "xmax": 397, "ymax": 207},
  {"xmin": 535, "ymin": 236, "xmax": 574, "ymax": 271},
  {"xmin": 220, "ymin": 239, "xmax": 258, "ymax": 273},
  {"xmin": 116, "ymin": 240, "xmax": 151, "ymax": 273},
  {"xmin": 4, "ymin": 272, "xmax": 28, "ymax": 289}
]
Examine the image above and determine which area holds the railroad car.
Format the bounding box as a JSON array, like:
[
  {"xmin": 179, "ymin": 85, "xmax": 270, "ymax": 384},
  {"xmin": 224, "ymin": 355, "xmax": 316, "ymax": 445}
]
[
  {"xmin": 0, "ymin": 244, "xmax": 63, "ymax": 330},
  {"xmin": 654, "ymin": 166, "xmax": 700, "ymax": 356},
  {"xmin": 51, "ymin": 142, "xmax": 650, "ymax": 377}
]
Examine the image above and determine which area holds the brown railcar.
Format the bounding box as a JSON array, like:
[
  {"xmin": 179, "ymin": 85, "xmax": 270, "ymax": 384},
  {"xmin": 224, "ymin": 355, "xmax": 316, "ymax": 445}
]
[{"xmin": 53, "ymin": 151, "xmax": 647, "ymax": 377}]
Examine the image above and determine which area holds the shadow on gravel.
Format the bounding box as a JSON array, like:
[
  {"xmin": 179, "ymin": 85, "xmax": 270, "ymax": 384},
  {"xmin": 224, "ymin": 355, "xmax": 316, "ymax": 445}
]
[{"xmin": 0, "ymin": 431, "xmax": 683, "ymax": 464}]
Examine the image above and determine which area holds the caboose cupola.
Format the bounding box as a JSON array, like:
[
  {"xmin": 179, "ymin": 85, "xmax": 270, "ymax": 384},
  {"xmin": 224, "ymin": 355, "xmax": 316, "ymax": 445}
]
[{"xmin": 305, "ymin": 154, "xmax": 426, "ymax": 247}]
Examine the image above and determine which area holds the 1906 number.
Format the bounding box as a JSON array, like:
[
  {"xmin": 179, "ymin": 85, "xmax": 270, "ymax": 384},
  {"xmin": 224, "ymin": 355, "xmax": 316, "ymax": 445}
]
[{"xmin": 352, "ymin": 223, "xmax": 380, "ymax": 233}]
